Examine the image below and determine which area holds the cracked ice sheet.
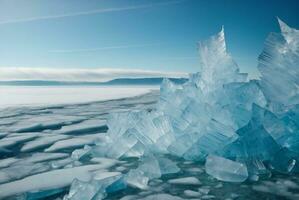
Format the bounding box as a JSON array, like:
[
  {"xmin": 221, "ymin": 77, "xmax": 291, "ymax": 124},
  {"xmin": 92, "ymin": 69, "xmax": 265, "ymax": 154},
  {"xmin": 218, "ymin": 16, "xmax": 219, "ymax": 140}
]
[
  {"xmin": 19, "ymin": 152, "xmax": 69, "ymax": 164},
  {"xmin": 0, "ymin": 153, "xmax": 69, "ymax": 183},
  {"xmin": 0, "ymin": 133, "xmax": 40, "ymax": 148},
  {"xmin": 0, "ymin": 153, "xmax": 68, "ymax": 169},
  {"xmin": 21, "ymin": 134, "xmax": 71, "ymax": 152},
  {"xmin": 10, "ymin": 115, "xmax": 86, "ymax": 133},
  {"xmin": 0, "ymin": 157, "xmax": 20, "ymax": 168},
  {"xmin": 252, "ymin": 180, "xmax": 299, "ymax": 200},
  {"xmin": 52, "ymin": 119, "xmax": 107, "ymax": 135},
  {"xmin": 0, "ymin": 162, "xmax": 50, "ymax": 184},
  {"xmin": 44, "ymin": 134, "xmax": 106, "ymax": 152},
  {"xmin": 0, "ymin": 163, "xmax": 120, "ymax": 199}
]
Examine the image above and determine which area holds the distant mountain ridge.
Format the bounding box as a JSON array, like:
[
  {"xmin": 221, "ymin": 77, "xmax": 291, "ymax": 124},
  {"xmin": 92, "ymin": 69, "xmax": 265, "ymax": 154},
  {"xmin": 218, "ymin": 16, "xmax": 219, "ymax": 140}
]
[{"xmin": 0, "ymin": 77, "xmax": 188, "ymax": 86}]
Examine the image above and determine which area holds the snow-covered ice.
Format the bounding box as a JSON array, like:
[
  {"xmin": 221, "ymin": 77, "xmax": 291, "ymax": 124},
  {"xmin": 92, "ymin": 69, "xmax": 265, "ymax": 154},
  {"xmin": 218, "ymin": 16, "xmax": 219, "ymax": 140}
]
[
  {"xmin": 0, "ymin": 164, "xmax": 118, "ymax": 199},
  {"xmin": 44, "ymin": 134, "xmax": 103, "ymax": 152},
  {"xmin": 21, "ymin": 134, "xmax": 71, "ymax": 152},
  {"xmin": 0, "ymin": 92, "xmax": 159, "ymax": 199},
  {"xmin": 0, "ymin": 86, "xmax": 157, "ymax": 108},
  {"xmin": 167, "ymin": 177, "xmax": 202, "ymax": 185}
]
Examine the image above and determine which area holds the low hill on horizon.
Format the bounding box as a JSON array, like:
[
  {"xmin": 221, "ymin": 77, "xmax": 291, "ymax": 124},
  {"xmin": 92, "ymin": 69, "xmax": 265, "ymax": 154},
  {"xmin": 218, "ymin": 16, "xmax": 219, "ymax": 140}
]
[{"xmin": 0, "ymin": 77, "xmax": 188, "ymax": 86}]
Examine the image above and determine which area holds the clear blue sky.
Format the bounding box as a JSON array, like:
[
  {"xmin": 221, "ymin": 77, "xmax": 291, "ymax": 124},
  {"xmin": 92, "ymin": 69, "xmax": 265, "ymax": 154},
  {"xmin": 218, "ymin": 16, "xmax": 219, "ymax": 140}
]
[{"xmin": 0, "ymin": 0, "xmax": 298, "ymax": 78}]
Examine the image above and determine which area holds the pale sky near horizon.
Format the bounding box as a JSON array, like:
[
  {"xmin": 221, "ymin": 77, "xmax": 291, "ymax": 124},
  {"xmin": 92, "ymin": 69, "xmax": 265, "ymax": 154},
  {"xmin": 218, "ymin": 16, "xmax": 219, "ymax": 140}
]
[{"xmin": 0, "ymin": 0, "xmax": 298, "ymax": 80}]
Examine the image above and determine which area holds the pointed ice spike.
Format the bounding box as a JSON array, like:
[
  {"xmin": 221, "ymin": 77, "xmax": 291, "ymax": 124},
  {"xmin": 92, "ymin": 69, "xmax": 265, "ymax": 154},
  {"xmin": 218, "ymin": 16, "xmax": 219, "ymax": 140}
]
[
  {"xmin": 277, "ymin": 17, "xmax": 299, "ymax": 44},
  {"xmin": 197, "ymin": 26, "xmax": 247, "ymax": 91},
  {"xmin": 277, "ymin": 17, "xmax": 292, "ymax": 34},
  {"xmin": 220, "ymin": 25, "xmax": 226, "ymax": 49},
  {"xmin": 258, "ymin": 19, "xmax": 299, "ymax": 107},
  {"xmin": 198, "ymin": 26, "xmax": 227, "ymax": 70}
]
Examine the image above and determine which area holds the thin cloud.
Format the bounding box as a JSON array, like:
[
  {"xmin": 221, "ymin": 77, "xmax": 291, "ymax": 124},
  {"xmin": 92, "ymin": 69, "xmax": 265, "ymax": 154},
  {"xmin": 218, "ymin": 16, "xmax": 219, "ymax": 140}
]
[
  {"xmin": 161, "ymin": 56, "xmax": 199, "ymax": 60},
  {"xmin": 49, "ymin": 43, "xmax": 161, "ymax": 53},
  {"xmin": 0, "ymin": 0, "xmax": 185, "ymax": 25},
  {"xmin": 0, "ymin": 67, "xmax": 188, "ymax": 82}
]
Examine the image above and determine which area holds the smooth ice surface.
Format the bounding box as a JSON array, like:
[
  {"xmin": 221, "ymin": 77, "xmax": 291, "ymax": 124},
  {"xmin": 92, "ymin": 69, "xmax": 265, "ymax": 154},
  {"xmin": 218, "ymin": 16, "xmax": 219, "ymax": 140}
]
[
  {"xmin": 168, "ymin": 177, "xmax": 201, "ymax": 185},
  {"xmin": 141, "ymin": 194, "xmax": 183, "ymax": 200},
  {"xmin": 125, "ymin": 169, "xmax": 149, "ymax": 189},
  {"xmin": 205, "ymin": 155, "xmax": 248, "ymax": 182},
  {"xmin": 0, "ymin": 86, "xmax": 157, "ymax": 107},
  {"xmin": 184, "ymin": 190, "xmax": 201, "ymax": 197}
]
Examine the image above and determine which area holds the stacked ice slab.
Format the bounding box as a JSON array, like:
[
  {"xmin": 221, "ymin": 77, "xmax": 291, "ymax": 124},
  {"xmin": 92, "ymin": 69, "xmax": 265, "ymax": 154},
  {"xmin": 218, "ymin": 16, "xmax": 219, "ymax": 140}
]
[
  {"xmin": 92, "ymin": 27, "xmax": 265, "ymax": 162},
  {"xmin": 97, "ymin": 19, "xmax": 298, "ymax": 180},
  {"xmin": 66, "ymin": 19, "xmax": 299, "ymax": 199}
]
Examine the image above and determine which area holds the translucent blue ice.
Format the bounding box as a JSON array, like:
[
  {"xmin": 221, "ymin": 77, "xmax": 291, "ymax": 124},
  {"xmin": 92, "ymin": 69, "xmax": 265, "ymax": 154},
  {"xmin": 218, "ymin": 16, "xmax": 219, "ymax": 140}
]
[
  {"xmin": 258, "ymin": 19, "xmax": 299, "ymax": 109},
  {"xmin": 205, "ymin": 154, "xmax": 248, "ymax": 182},
  {"xmin": 66, "ymin": 19, "xmax": 299, "ymax": 198}
]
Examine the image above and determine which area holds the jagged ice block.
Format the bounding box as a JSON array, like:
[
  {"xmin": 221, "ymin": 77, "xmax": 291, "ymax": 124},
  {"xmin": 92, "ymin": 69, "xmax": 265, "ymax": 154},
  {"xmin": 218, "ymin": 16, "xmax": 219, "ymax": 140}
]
[{"xmin": 65, "ymin": 19, "xmax": 299, "ymax": 199}]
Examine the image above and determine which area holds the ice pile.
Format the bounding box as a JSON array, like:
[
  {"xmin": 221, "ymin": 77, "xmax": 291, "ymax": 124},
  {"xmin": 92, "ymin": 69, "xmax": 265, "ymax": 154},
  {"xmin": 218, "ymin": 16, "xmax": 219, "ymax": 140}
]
[{"xmin": 65, "ymin": 19, "xmax": 299, "ymax": 199}]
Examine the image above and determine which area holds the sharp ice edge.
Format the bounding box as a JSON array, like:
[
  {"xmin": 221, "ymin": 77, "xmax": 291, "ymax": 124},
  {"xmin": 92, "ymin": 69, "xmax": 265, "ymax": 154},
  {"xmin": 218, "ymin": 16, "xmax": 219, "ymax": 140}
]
[
  {"xmin": 258, "ymin": 17, "xmax": 299, "ymax": 108},
  {"xmin": 61, "ymin": 19, "xmax": 299, "ymax": 199},
  {"xmin": 205, "ymin": 154, "xmax": 248, "ymax": 182}
]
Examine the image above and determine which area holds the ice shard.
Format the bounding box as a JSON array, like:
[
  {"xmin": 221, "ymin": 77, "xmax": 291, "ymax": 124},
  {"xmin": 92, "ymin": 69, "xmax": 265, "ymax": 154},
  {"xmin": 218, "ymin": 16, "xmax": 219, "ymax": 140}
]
[
  {"xmin": 258, "ymin": 18, "xmax": 299, "ymax": 109},
  {"xmin": 205, "ymin": 154, "xmax": 248, "ymax": 182},
  {"xmin": 197, "ymin": 26, "xmax": 247, "ymax": 92},
  {"xmin": 64, "ymin": 173, "xmax": 122, "ymax": 200}
]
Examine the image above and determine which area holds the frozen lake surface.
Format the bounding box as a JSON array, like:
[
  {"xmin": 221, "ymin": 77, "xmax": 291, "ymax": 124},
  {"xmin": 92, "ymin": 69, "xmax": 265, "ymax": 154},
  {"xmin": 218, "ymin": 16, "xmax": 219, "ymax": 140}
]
[
  {"xmin": 0, "ymin": 92, "xmax": 299, "ymax": 200},
  {"xmin": 0, "ymin": 85, "xmax": 158, "ymax": 108}
]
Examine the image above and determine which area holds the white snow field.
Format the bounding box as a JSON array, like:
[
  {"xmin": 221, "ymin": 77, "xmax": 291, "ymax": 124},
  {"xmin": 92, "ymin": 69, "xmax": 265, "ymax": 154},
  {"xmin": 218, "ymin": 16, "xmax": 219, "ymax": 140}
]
[{"xmin": 0, "ymin": 85, "xmax": 157, "ymax": 108}]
